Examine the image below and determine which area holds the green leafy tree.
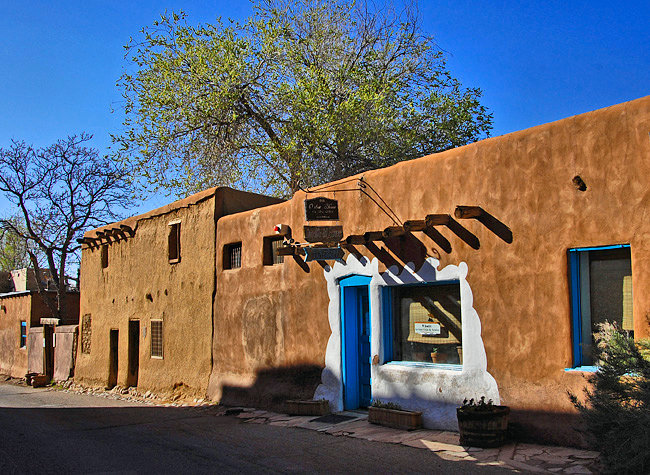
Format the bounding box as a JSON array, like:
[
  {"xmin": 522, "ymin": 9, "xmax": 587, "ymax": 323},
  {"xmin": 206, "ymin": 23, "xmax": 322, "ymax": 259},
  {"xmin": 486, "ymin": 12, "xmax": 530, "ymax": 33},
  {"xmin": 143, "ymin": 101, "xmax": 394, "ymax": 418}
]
[
  {"xmin": 569, "ymin": 322, "xmax": 650, "ymax": 473},
  {"xmin": 115, "ymin": 0, "xmax": 492, "ymax": 197},
  {"xmin": 0, "ymin": 217, "xmax": 31, "ymax": 271}
]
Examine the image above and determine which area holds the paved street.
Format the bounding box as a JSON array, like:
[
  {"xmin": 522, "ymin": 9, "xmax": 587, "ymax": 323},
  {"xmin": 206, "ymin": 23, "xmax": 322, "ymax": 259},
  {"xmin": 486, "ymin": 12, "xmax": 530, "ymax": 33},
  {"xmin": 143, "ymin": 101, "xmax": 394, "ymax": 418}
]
[{"xmin": 0, "ymin": 381, "xmax": 511, "ymax": 474}]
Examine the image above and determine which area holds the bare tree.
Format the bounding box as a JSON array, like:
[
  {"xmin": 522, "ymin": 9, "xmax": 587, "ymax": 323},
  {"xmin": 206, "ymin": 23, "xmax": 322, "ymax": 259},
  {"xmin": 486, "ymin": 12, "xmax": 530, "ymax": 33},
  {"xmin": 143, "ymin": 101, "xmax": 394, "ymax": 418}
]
[{"xmin": 0, "ymin": 133, "xmax": 130, "ymax": 319}]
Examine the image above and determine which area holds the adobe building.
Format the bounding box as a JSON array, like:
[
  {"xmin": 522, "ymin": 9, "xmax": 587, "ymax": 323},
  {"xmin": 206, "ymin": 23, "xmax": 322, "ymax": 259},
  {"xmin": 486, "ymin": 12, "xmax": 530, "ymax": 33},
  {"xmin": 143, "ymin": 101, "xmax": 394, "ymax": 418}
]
[
  {"xmin": 77, "ymin": 96, "xmax": 649, "ymax": 446},
  {"xmin": 0, "ymin": 269, "xmax": 79, "ymax": 380},
  {"xmin": 73, "ymin": 187, "xmax": 282, "ymax": 397},
  {"xmin": 207, "ymin": 95, "xmax": 649, "ymax": 446}
]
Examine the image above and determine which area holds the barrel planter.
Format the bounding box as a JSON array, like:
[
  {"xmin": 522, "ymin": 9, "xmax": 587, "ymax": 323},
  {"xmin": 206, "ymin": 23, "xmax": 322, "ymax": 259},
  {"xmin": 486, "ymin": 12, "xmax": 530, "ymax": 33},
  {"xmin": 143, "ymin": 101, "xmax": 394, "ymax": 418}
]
[
  {"xmin": 368, "ymin": 406, "xmax": 423, "ymax": 431},
  {"xmin": 456, "ymin": 405, "xmax": 510, "ymax": 448},
  {"xmin": 285, "ymin": 399, "xmax": 330, "ymax": 416}
]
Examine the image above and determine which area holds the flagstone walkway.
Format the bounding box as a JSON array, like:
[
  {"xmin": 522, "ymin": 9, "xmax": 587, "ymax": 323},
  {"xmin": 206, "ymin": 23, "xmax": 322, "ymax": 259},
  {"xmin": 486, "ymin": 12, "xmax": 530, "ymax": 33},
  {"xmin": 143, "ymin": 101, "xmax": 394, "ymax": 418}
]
[{"xmin": 234, "ymin": 408, "xmax": 601, "ymax": 474}]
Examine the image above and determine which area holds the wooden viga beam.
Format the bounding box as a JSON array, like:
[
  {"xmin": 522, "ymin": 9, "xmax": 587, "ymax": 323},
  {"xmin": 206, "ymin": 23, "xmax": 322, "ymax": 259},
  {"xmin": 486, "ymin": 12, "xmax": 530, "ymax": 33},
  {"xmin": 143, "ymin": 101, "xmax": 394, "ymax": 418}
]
[
  {"xmin": 364, "ymin": 231, "xmax": 385, "ymax": 242},
  {"xmin": 383, "ymin": 226, "xmax": 406, "ymax": 238},
  {"xmin": 425, "ymin": 213, "xmax": 480, "ymax": 251},
  {"xmin": 345, "ymin": 234, "xmax": 366, "ymax": 245},
  {"xmin": 454, "ymin": 206, "xmax": 485, "ymax": 219},
  {"xmin": 454, "ymin": 205, "xmax": 512, "ymax": 244},
  {"xmin": 424, "ymin": 214, "xmax": 451, "ymax": 227},
  {"xmin": 120, "ymin": 224, "xmax": 135, "ymax": 236},
  {"xmin": 276, "ymin": 245, "xmax": 306, "ymax": 257}
]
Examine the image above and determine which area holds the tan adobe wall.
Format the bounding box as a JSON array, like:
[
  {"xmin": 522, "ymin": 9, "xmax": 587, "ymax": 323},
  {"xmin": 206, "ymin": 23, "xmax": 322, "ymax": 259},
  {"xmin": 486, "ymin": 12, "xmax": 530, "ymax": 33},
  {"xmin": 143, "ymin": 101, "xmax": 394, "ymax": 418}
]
[
  {"xmin": 0, "ymin": 294, "xmax": 31, "ymax": 377},
  {"xmin": 75, "ymin": 195, "xmax": 217, "ymax": 395},
  {"xmin": 0, "ymin": 291, "xmax": 78, "ymax": 379},
  {"xmin": 209, "ymin": 96, "xmax": 650, "ymax": 446}
]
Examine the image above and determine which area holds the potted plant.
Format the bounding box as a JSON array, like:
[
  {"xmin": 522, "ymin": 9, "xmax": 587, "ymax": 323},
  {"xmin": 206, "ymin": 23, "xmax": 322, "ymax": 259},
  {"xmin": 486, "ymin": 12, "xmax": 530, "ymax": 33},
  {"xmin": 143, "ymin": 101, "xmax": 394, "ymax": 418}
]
[
  {"xmin": 430, "ymin": 348, "xmax": 440, "ymax": 363},
  {"xmin": 456, "ymin": 397, "xmax": 510, "ymax": 448},
  {"xmin": 285, "ymin": 399, "xmax": 330, "ymax": 416},
  {"xmin": 368, "ymin": 400, "xmax": 423, "ymax": 430}
]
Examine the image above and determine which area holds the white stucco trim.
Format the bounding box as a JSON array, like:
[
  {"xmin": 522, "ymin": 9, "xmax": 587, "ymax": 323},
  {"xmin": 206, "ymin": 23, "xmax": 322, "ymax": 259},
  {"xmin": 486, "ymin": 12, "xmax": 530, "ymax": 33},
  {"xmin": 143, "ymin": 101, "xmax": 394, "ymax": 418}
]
[{"xmin": 314, "ymin": 254, "xmax": 500, "ymax": 431}]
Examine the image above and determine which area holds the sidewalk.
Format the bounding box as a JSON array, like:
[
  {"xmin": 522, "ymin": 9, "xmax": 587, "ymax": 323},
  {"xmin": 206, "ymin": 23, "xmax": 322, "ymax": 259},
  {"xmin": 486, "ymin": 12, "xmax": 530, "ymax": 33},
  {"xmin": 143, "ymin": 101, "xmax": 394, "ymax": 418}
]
[
  {"xmin": 233, "ymin": 408, "xmax": 601, "ymax": 474},
  {"xmin": 33, "ymin": 379, "xmax": 601, "ymax": 474}
]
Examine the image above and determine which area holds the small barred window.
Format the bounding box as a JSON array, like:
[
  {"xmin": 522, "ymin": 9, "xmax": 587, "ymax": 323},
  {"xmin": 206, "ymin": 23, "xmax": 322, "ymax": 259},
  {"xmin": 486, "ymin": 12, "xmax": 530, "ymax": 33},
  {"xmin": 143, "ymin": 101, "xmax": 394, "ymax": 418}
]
[{"xmin": 150, "ymin": 320, "xmax": 163, "ymax": 358}]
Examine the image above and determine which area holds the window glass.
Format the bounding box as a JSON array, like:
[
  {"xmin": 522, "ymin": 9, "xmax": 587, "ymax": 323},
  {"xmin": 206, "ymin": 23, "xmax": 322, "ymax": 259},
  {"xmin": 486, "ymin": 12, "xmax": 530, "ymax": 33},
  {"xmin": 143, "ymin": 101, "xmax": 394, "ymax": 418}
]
[
  {"xmin": 20, "ymin": 321, "xmax": 27, "ymax": 348},
  {"xmin": 569, "ymin": 246, "xmax": 632, "ymax": 366},
  {"xmin": 393, "ymin": 283, "xmax": 462, "ymax": 364}
]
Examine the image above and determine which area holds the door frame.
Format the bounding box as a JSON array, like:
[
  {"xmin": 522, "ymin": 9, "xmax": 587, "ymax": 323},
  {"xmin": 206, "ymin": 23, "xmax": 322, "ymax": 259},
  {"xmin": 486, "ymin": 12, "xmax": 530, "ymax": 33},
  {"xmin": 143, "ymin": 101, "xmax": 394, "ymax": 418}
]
[
  {"xmin": 108, "ymin": 329, "xmax": 119, "ymax": 388},
  {"xmin": 127, "ymin": 320, "xmax": 140, "ymax": 387},
  {"xmin": 339, "ymin": 275, "xmax": 372, "ymax": 410}
]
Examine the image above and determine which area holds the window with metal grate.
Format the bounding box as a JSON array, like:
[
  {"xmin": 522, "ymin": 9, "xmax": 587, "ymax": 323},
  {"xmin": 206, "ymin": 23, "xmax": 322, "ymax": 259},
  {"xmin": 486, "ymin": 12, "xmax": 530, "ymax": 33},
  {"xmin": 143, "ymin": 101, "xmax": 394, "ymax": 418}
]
[
  {"xmin": 263, "ymin": 236, "xmax": 285, "ymax": 266},
  {"xmin": 150, "ymin": 320, "xmax": 163, "ymax": 358},
  {"xmin": 223, "ymin": 242, "xmax": 242, "ymax": 269}
]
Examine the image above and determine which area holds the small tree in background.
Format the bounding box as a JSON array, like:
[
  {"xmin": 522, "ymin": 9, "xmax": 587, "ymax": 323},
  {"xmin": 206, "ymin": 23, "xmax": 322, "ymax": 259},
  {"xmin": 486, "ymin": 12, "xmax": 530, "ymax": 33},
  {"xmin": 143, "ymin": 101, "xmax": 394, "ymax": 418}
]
[
  {"xmin": 0, "ymin": 133, "xmax": 130, "ymax": 319},
  {"xmin": 0, "ymin": 216, "xmax": 31, "ymax": 271},
  {"xmin": 115, "ymin": 0, "xmax": 492, "ymax": 198},
  {"xmin": 569, "ymin": 322, "xmax": 650, "ymax": 474}
]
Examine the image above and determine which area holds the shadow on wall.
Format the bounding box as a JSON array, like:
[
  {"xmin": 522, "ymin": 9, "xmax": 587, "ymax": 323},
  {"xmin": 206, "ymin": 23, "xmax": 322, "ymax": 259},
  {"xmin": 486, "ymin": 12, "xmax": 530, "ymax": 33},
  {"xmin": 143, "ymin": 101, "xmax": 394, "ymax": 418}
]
[
  {"xmin": 508, "ymin": 408, "xmax": 587, "ymax": 448},
  {"xmin": 219, "ymin": 364, "xmax": 323, "ymax": 412}
]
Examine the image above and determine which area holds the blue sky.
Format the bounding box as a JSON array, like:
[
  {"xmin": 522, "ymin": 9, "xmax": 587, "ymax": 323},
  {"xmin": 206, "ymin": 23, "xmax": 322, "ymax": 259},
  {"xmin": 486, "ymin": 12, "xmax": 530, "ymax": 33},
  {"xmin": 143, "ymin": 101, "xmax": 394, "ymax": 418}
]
[{"xmin": 1, "ymin": 0, "xmax": 648, "ymax": 217}]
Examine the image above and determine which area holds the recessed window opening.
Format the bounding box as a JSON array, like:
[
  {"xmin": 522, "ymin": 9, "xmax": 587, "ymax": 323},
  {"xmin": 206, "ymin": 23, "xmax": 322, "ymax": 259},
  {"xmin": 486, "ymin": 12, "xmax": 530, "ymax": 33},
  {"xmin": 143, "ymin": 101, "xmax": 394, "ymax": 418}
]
[
  {"xmin": 101, "ymin": 245, "xmax": 109, "ymax": 269},
  {"xmin": 81, "ymin": 314, "xmax": 92, "ymax": 354},
  {"xmin": 388, "ymin": 282, "xmax": 462, "ymax": 364},
  {"xmin": 168, "ymin": 221, "xmax": 181, "ymax": 263},
  {"xmin": 223, "ymin": 242, "xmax": 242, "ymax": 269},
  {"xmin": 569, "ymin": 245, "xmax": 632, "ymax": 367},
  {"xmin": 263, "ymin": 236, "xmax": 285, "ymax": 266},
  {"xmin": 150, "ymin": 320, "xmax": 163, "ymax": 358},
  {"xmin": 20, "ymin": 321, "xmax": 27, "ymax": 348}
]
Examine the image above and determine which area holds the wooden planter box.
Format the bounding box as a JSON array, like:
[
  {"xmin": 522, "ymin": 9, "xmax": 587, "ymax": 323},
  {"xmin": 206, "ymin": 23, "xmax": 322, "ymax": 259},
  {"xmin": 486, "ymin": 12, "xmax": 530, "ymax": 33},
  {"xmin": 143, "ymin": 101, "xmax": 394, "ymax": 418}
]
[
  {"xmin": 285, "ymin": 399, "xmax": 330, "ymax": 416},
  {"xmin": 456, "ymin": 405, "xmax": 510, "ymax": 448},
  {"xmin": 31, "ymin": 374, "xmax": 50, "ymax": 388},
  {"xmin": 368, "ymin": 406, "xmax": 423, "ymax": 431}
]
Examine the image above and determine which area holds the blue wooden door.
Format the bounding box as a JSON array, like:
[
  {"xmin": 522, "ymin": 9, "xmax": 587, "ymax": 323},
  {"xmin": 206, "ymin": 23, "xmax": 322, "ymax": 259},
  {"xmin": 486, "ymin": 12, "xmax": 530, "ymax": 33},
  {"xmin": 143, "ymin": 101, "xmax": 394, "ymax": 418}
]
[{"xmin": 340, "ymin": 276, "xmax": 372, "ymax": 409}]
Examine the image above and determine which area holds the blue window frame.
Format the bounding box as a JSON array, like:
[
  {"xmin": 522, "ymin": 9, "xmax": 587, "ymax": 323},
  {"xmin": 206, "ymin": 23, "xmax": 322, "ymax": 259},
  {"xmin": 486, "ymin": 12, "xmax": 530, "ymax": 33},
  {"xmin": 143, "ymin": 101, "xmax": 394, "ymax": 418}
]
[
  {"xmin": 339, "ymin": 275, "xmax": 372, "ymax": 409},
  {"xmin": 20, "ymin": 321, "xmax": 27, "ymax": 348},
  {"xmin": 382, "ymin": 281, "xmax": 462, "ymax": 366},
  {"xmin": 568, "ymin": 244, "xmax": 632, "ymax": 368}
]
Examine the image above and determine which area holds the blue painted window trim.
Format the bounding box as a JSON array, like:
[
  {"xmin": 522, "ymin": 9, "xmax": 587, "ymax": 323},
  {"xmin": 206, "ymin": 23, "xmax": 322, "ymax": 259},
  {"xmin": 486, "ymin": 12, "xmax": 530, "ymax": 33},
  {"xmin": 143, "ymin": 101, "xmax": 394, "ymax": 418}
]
[
  {"xmin": 567, "ymin": 244, "xmax": 630, "ymax": 368},
  {"xmin": 385, "ymin": 361, "xmax": 462, "ymax": 371},
  {"xmin": 339, "ymin": 275, "xmax": 371, "ymax": 410},
  {"xmin": 381, "ymin": 287, "xmax": 393, "ymax": 363},
  {"xmin": 20, "ymin": 320, "xmax": 27, "ymax": 348},
  {"xmin": 381, "ymin": 280, "xmax": 462, "ymax": 366},
  {"xmin": 564, "ymin": 366, "xmax": 598, "ymax": 373}
]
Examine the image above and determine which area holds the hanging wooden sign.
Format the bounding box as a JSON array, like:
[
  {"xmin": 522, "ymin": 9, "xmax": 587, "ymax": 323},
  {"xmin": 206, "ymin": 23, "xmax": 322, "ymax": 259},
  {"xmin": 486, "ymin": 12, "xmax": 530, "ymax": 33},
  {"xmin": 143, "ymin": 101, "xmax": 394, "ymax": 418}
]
[
  {"xmin": 304, "ymin": 197, "xmax": 339, "ymax": 221},
  {"xmin": 304, "ymin": 225, "xmax": 343, "ymax": 243},
  {"xmin": 304, "ymin": 247, "xmax": 345, "ymax": 262}
]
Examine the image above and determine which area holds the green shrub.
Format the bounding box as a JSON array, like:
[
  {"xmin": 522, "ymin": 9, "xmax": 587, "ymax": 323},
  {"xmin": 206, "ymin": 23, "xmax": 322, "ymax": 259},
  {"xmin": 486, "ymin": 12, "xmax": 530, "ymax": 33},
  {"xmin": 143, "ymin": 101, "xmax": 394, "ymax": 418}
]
[
  {"xmin": 569, "ymin": 322, "xmax": 650, "ymax": 474},
  {"xmin": 371, "ymin": 399, "xmax": 402, "ymax": 410}
]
